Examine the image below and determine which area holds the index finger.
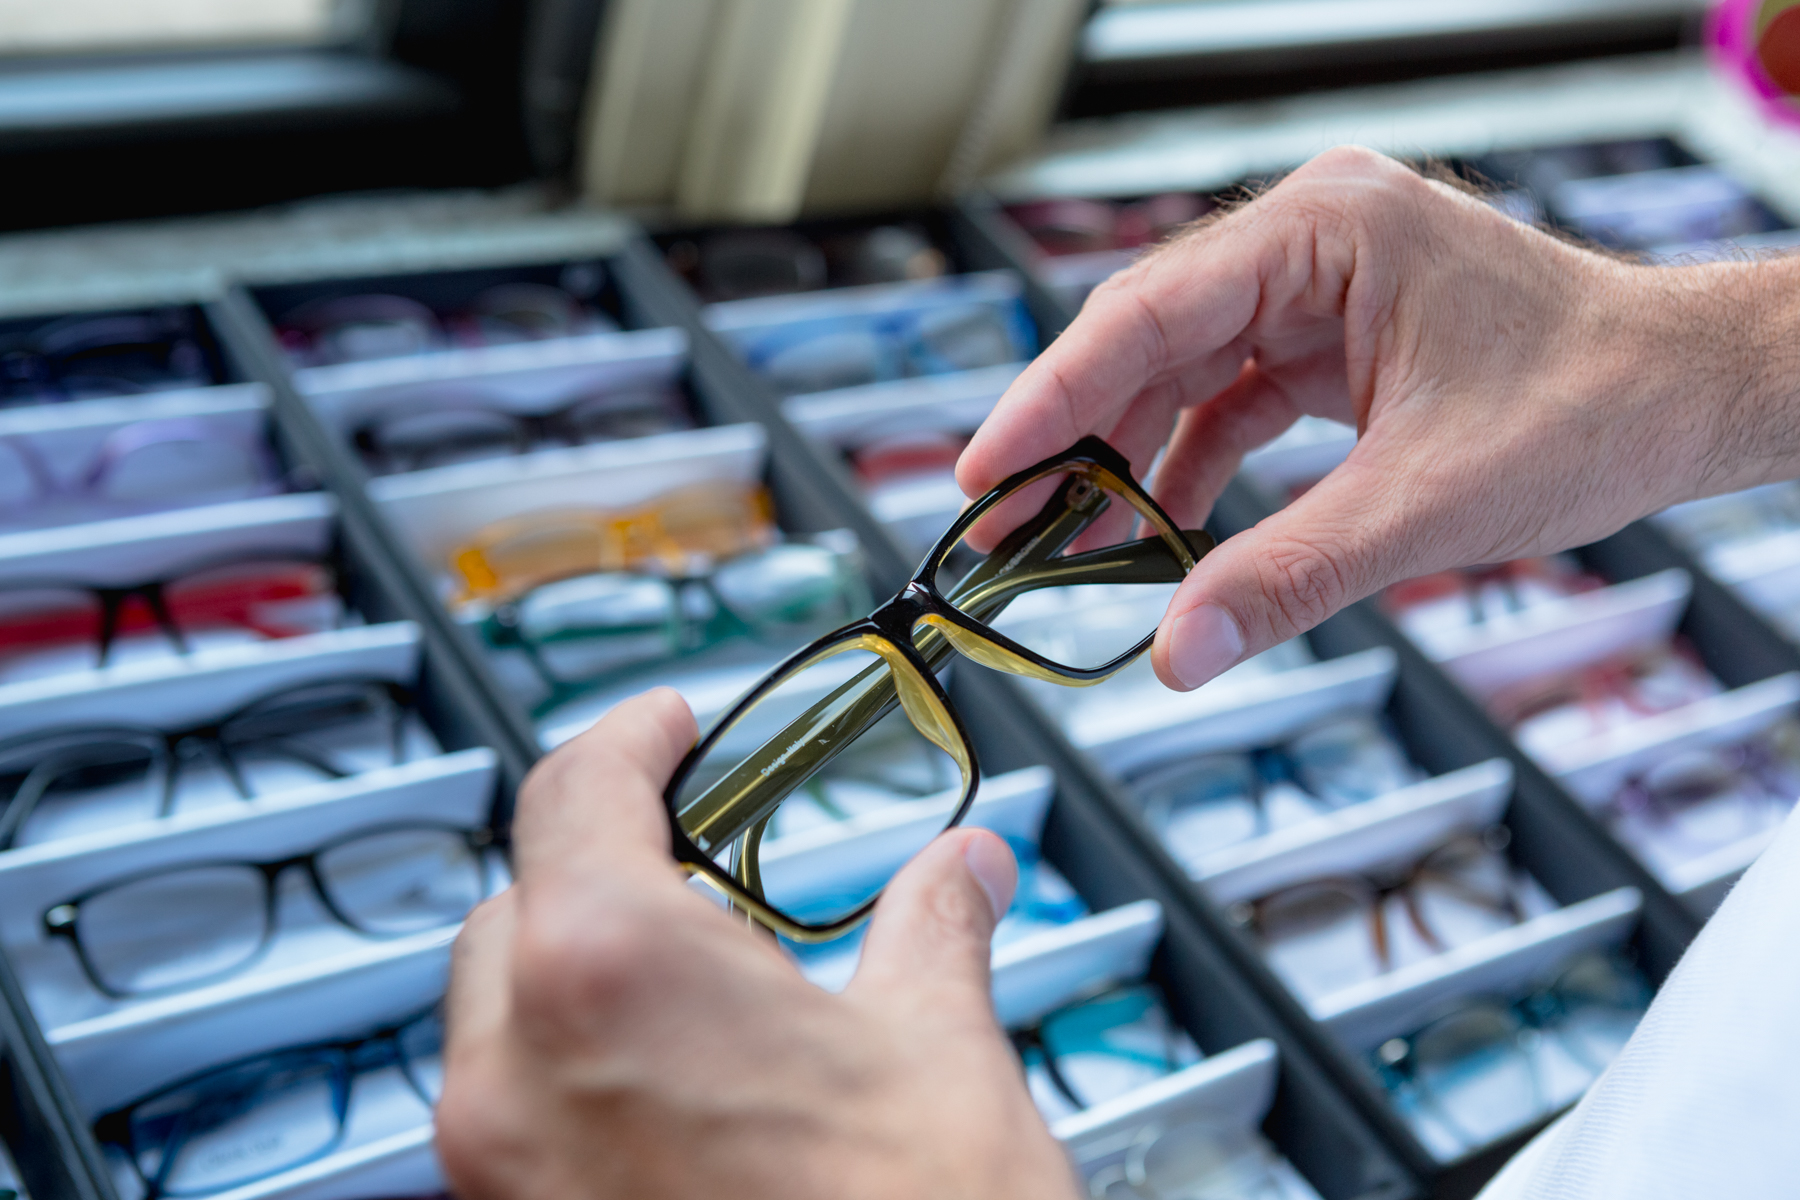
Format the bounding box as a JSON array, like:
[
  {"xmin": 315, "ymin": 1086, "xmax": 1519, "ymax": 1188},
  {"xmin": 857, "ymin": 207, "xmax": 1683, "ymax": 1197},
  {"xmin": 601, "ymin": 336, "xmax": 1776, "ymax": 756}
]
[
  {"xmin": 956, "ymin": 158, "xmax": 1400, "ymax": 504},
  {"xmin": 955, "ymin": 223, "xmax": 1263, "ymax": 497}
]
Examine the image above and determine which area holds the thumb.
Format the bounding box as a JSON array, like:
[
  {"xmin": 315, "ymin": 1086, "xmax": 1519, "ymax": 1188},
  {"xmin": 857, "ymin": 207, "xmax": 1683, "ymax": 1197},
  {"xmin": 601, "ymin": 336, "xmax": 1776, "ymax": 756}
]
[
  {"xmin": 845, "ymin": 828, "xmax": 1017, "ymax": 1018},
  {"xmin": 1151, "ymin": 460, "xmax": 1409, "ymax": 690}
]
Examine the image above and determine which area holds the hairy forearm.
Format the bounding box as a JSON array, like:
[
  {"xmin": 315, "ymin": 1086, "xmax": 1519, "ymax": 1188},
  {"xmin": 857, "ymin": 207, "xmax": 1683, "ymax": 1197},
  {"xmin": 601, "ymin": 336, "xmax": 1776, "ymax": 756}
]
[{"xmin": 1613, "ymin": 254, "xmax": 1800, "ymax": 508}]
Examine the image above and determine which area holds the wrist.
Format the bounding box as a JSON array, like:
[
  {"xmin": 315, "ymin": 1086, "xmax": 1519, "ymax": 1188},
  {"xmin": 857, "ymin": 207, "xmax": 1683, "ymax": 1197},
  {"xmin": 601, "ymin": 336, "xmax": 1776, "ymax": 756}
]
[{"xmin": 1621, "ymin": 257, "xmax": 1800, "ymax": 507}]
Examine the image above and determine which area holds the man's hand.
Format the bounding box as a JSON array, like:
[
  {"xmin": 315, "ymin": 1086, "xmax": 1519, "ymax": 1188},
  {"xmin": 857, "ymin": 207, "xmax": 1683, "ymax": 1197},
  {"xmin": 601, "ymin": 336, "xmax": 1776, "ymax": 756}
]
[
  {"xmin": 436, "ymin": 688, "xmax": 1079, "ymax": 1200},
  {"xmin": 960, "ymin": 146, "xmax": 1800, "ymax": 691}
]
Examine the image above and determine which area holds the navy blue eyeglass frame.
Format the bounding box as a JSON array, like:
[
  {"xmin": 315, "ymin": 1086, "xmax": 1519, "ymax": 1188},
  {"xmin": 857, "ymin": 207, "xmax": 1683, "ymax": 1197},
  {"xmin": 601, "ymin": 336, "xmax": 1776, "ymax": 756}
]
[
  {"xmin": 0, "ymin": 310, "xmax": 221, "ymax": 406},
  {"xmin": 94, "ymin": 1009, "xmax": 441, "ymax": 1200}
]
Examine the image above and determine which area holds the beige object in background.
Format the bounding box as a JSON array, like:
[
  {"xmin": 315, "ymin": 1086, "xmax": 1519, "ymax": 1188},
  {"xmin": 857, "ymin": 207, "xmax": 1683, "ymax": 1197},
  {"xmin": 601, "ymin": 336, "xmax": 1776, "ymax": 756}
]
[{"xmin": 578, "ymin": 0, "xmax": 1087, "ymax": 223}]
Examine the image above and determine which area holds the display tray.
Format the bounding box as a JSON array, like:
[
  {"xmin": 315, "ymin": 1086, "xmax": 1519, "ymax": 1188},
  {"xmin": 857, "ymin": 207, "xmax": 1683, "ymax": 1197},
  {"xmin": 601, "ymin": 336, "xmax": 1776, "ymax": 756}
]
[
  {"xmin": 9, "ymin": 175, "xmax": 1749, "ymax": 1200},
  {"xmin": 650, "ymin": 210, "xmax": 1064, "ymax": 564},
  {"xmin": 213, "ymin": 226, "xmax": 1421, "ymax": 1200},
  {"xmin": 954, "ymin": 667, "xmax": 1419, "ymax": 1200},
  {"xmin": 1172, "ymin": 479, "xmax": 1703, "ymax": 1197},
  {"xmin": 0, "ymin": 294, "xmax": 533, "ymax": 1200}
]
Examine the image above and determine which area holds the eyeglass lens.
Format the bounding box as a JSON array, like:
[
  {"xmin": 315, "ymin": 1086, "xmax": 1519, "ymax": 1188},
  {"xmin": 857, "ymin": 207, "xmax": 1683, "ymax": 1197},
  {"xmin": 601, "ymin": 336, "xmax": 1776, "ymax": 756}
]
[
  {"xmin": 1409, "ymin": 1005, "xmax": 1542, "ymax": 1150},
  {"xmin": 1379, "ymin": 954, "xmax": 1651, "ymax": 1158},
  {"xmin": 0, "ymin": 735, "xmax": 167, "ymax": 849},
  {"xmin": 931, "ymin": 472, "xmax": 1184, "ymax": 673},
  {"xmin": 1613, "ymin": 740, "xmax": 1795, "ymax": 864},
  {"xmin": 671, "ymin": 638, "xmax": 967, "ymax": 929},
  {"xmin": 1, "ymin": 310, "xmax": 218, "ymax": 405},
  {"xmin": 124, "ymin": 1055, "xmax": 345, "ymax": 1197}
]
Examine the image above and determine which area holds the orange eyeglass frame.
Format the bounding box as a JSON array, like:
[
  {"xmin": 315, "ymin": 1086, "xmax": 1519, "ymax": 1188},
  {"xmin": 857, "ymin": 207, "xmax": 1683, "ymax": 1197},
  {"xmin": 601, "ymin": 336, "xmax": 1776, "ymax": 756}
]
[{"xmin": 449, "ymin": 480, "xmax": 777, "ymax": 602}]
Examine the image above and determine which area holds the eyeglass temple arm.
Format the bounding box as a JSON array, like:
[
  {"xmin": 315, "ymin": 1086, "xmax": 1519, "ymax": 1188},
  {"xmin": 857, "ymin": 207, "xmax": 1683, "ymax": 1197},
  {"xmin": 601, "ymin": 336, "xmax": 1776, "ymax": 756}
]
[{"xmin": 677, "ymin": 492, "xmax": 1211, "ymax": 858}]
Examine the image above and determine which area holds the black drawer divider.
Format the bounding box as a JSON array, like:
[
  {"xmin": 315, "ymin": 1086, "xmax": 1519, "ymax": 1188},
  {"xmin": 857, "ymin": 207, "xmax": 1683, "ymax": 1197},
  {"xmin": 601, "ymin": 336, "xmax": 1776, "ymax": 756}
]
[
  {"xmin": 0, "ymin": 953, "xmax": 111, "ymax": 1200},
  {"xmin": 208, "ymin": 289, "xmax": 546, "ymax": 800}
]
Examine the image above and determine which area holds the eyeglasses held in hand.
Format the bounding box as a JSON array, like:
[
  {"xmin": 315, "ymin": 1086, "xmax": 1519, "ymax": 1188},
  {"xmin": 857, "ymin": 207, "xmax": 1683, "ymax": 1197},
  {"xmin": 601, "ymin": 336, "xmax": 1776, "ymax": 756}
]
[
  {"xmin": 0, "ymin": 677, "xmax": 412, "ymax": 850},
  {"xmin": 449, "ymin": 480, "xmax": 776, "ymax": 603},
  {"xmin": 1126, "ymin": 715, "xmax": 1419, "ymax": 867},
  {"xmin": 661, "ymin": 436, "xmax": 1211, "ymax": 941},
  {"xmin": 351, "ymin": 385, "xmax": 693, "ymax": 476},
  {"xmin": 1373, "ymin": 952, "xmax": 1649, "ymax": 1155},
  {"xmin": 44, "ymin": 822, "xmax": 492, "ymax": 997},
  {"xmin": 96, "ymin": 1008, "xmax": 442, "ymax": 1200},
  {"xmin": 1231, "ymin": 828, "xmax": 1523, "ymax": 998},
  {"xmin": 0, "ymin": 418, "xmax": 274, "ymax": 518},
  {"xmin": 0, "ymin": 309, "xmax": 221, "ymax": 406},
  {"xmin": 0, "ymin": 554, "xmax": 342, "ymax": 678},
  {"xmin": 481, "ymin": 540, "xmax": 870, "ymax": 714}
]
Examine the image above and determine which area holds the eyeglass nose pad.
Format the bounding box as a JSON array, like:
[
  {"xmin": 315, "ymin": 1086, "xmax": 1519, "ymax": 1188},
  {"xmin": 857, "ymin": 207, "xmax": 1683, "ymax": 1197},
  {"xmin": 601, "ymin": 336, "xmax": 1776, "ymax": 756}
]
[{"xmin": 886, "ymin": 649, "xmax": 965, "ymax": 768}]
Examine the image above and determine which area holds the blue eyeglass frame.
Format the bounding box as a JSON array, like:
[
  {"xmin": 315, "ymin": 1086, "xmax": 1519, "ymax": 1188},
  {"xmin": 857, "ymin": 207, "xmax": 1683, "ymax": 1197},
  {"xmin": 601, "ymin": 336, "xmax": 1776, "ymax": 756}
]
[{"xmin": 94, "ymin": 1008, "xmax": 442, "ymax": 1200}]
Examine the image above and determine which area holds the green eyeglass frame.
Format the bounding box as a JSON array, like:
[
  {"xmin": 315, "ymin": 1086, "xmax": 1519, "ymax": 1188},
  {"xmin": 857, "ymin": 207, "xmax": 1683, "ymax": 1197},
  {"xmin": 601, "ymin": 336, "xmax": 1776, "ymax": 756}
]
[{"xmin": 661, "ymin": 435, "xmax": 1213, "ymax": 940}]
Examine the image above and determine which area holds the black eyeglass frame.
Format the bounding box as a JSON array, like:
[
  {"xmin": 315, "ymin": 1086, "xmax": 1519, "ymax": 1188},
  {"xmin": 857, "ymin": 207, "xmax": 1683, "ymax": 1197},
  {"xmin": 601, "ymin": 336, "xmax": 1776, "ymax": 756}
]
[
  {"xmin": 662, "ymin": 436, "xmax": 1212, "ymax": 941},
  {"xmin": 0, "ymin": 675, "xmax": 414, "ymax": 851},
  {"xmin": 42, "ymin": 821, "xmax": 494, "ymax": 998},
  {"xmin": 349, "ymin": 386, "xmax": 693, "ymax": 475}
]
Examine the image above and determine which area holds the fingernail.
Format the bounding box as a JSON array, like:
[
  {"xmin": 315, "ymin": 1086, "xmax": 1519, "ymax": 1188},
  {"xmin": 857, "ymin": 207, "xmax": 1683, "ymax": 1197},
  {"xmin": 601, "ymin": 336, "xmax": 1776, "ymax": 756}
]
[
  {"xmin": 963, "ymin": 834, "xmax": 1017, "ymax": 922},
  {"xmin": 1169, "ymin": 604, "xmax": 1244, "ymax": 690}
]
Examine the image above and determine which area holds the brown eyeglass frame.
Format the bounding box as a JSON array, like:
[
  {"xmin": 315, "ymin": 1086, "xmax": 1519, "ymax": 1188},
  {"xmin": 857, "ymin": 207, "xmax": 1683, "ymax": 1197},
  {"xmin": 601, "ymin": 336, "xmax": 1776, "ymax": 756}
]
[{"xmin": 1229, "ymin": 828, "xmax": 1523, "ymax": 973}]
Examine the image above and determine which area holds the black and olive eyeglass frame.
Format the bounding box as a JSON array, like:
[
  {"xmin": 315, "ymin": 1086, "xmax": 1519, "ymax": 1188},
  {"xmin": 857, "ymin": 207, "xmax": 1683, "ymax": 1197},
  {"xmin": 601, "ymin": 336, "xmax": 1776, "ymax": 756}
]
[{"xmin": 661, "ymin": 436, "xmax": 1213, "ymax": 941}]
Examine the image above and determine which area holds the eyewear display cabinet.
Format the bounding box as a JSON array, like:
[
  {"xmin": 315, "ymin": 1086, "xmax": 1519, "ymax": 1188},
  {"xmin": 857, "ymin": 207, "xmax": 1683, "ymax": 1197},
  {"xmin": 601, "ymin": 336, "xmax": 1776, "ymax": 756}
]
[{"xmin": 13, "ymin": 50, "xmax": 1800, "ymax": 1200}]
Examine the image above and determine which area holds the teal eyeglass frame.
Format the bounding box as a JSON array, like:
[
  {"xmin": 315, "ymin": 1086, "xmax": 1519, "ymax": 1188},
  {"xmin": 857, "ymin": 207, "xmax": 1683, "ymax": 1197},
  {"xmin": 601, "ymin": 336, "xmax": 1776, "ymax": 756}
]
[{"xmin": 661, "ymin": 435, "xmax": 1213, "ymax": 940}]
